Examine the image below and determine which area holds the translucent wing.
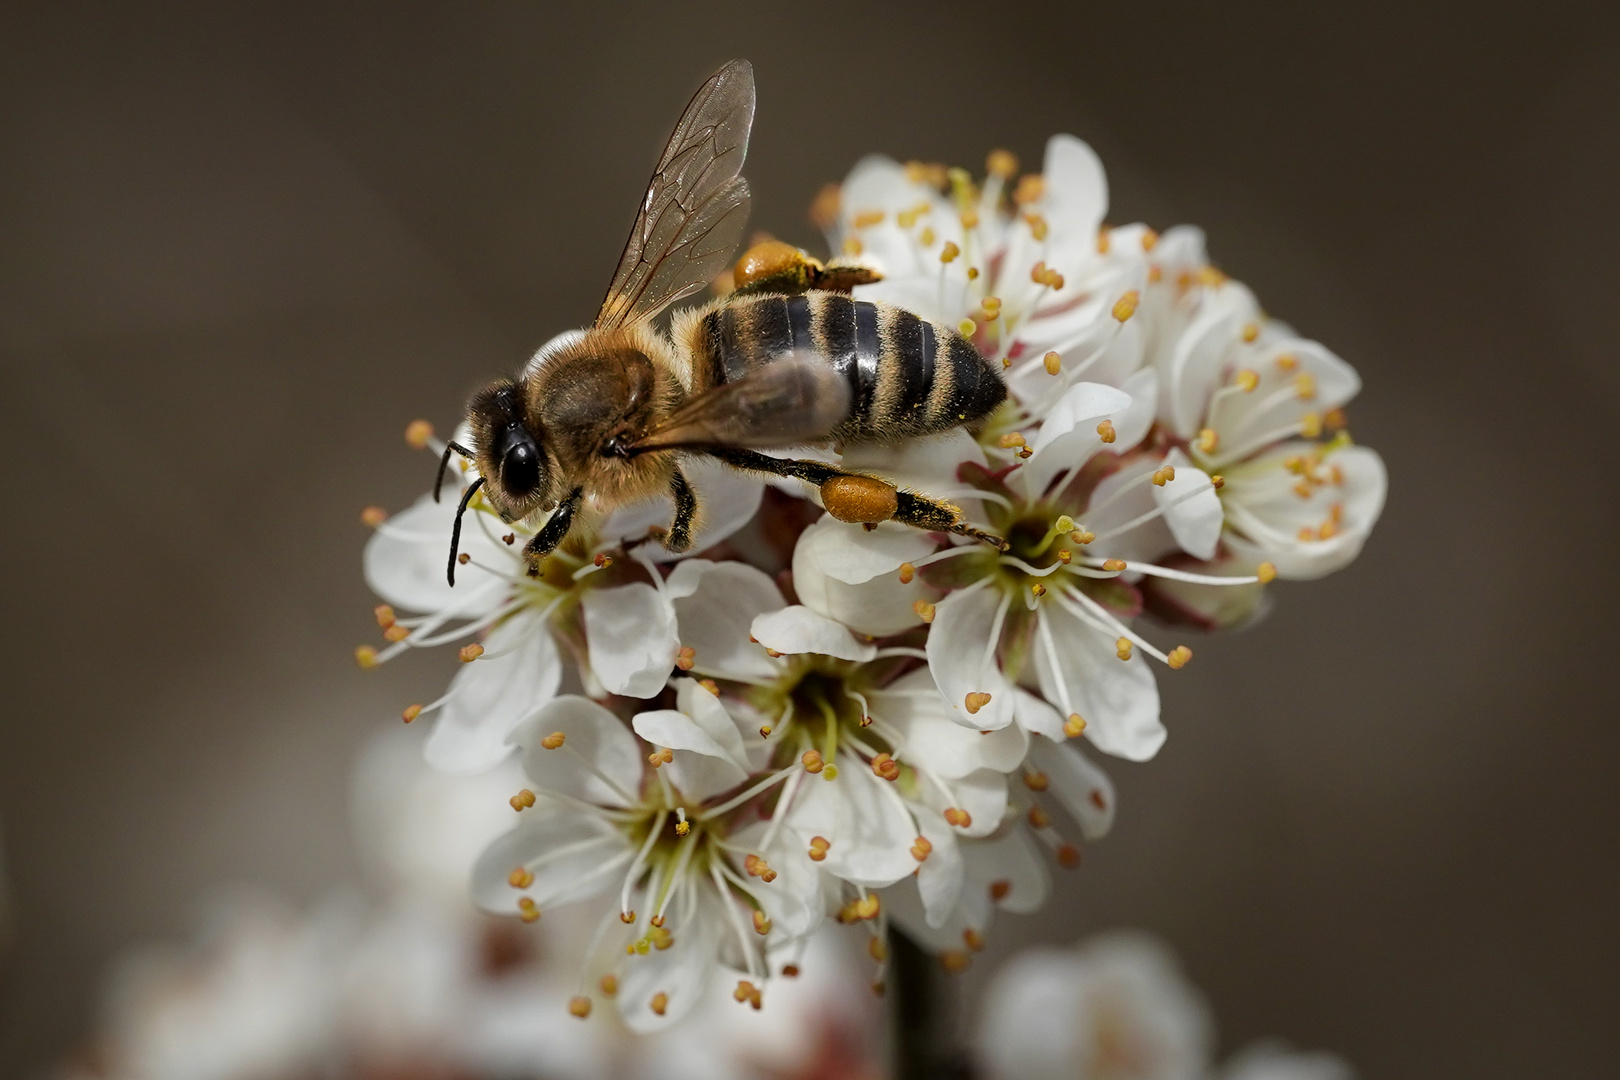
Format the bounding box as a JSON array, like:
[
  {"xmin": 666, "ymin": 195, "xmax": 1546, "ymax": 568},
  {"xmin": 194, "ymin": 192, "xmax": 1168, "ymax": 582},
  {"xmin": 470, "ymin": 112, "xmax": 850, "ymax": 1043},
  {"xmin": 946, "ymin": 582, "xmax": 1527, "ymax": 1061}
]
[
  {"xmin": 595, "ymin": 60, "xmax": 755, "ymax": 330},
  {"xmin": 629, "ymin": 354, "xmax": 850, "ymax": 453}
]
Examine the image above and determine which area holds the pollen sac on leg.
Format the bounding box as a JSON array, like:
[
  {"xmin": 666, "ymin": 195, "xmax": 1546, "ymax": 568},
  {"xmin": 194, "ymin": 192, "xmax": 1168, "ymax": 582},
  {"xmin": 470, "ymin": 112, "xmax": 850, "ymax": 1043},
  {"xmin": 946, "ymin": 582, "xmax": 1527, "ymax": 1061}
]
[{"xmin": 821, "ymin": 475, "xmax": 899, "ymax": 525}]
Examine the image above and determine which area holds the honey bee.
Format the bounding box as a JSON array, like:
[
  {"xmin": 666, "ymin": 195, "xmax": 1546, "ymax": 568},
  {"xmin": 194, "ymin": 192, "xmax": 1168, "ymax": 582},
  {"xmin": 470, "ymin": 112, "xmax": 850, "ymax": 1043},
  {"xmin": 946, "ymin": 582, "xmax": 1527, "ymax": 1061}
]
[{"xmin": 439, "ymin": 60, "xmax": 1007, "ymax": 584}]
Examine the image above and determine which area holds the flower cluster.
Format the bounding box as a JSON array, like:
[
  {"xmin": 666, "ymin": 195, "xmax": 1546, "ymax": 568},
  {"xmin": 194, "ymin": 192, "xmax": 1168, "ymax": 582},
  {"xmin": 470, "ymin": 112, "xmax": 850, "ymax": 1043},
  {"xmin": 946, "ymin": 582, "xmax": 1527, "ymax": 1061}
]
[{"xmin": 358, "ymin": 135, "xmax": 1384, "ymax": 1030}]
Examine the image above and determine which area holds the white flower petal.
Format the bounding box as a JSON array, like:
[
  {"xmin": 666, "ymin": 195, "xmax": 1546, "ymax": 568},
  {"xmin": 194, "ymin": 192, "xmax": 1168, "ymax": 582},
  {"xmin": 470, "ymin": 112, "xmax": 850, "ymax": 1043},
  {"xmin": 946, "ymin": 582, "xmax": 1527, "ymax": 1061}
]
[
  {"xmin": 601, "ymin": 457, "xmax": 763, "ymax": 559},
  {"xmin": 1011, "ymin": 688, "xmax": 1068, "ymax": 742},
  {"xmin": 921, "ymin": 769, "xmax": 1009, "ymax": 840},
  {"xmin": 363, "ymin": 494, "xmax": 513, "ymax": 617},
  {"xmin": 673, "ymin": 678, "xmax": 750, "ymax": 766},
  {"xmin": 1021, "ymin": 382, "xmax": 1133, "ymax": 499},
  {"xmin": 792, "ymin": 518, "xmax": 931, "ymax": 637},
  {"xmin": 926, "ymin": 583, "xmax": 1017, "ymax": 731},
  {"xmin": 751, "ymin": 605, "xmax": 877, "ymax": 662},
  {"xmin": 912, "ymin": 809, "xmax": 965, "ymax": 929},
  {"xmin": 1224, "ymin": 444, "xmax": 1386, "ymax": 579},
  {"xmin": 795, "ymin": 515, "xmax": 937, "ymax": 585},
  {"xmin": 1220, "ymin": 1043, "xmax": 1357, "ymax": 1080},
  {"xmin": 514, "ymin": 696, "xmax": 644, "ymax": 807},
  {"xmin": 1040, "ymin": 134, "xmax": 1108, "ymax": 256},
  {"xmin": 667, "ymin": 561, "xmax": 785, "ymax": 682},
  {"xmin": 631, "ymin": 705, "xmax": 748, "ymax": 804},
  {"xmin": 1034, "ymin": 605, "xmax": 1165, "ymax": 761},
  {"xmin": 873, "ymin": 673, "xmax": 1028, "ymax": 779},
  {"xmin": 963, "ymin": 827, "xmax": 1049, "ymax": 915},
  {"xmin": 616, "ymin": 892, "xmax": 724, "ymax": 1033},
  {"xmin": 729, "ymin": 820, "xmax": 826, "ymax": 941},
  {"xmin": 469, "ymin": 808, "xmax": 633, "ymax": 913},
  {"xmin": 425, "ymin": 609, "xmax": 561, "ymax": 774},
  {"xmin": 1162, "ymin": 281, "xmax": 1261, "ymax": 438},
  {"xmin": 582, "ymin": 582, "xmax": 678, "ymax": 699},
  {"xmin": 1028, "ymin": 736, "xmax": 1116, "ymax": 839},
  {"xmin": 785, "ymin": 755, "xmax": 919, "ymax": 887},
  {"xmin": 1154, "ymin": 447, "xmax": 1224, "ymax": 560}
]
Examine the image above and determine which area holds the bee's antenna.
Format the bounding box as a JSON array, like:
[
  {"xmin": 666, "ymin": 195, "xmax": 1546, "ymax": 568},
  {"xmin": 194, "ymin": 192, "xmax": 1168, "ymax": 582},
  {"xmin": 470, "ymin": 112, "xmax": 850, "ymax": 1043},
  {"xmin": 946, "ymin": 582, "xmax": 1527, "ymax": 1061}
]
[
  {"xmin": 434, "ymin": 441, "xmax": 476, "ymax": 503},
  {"xmin": 447, "ymin": 476, "xmax": 486, "ymax": 587}
]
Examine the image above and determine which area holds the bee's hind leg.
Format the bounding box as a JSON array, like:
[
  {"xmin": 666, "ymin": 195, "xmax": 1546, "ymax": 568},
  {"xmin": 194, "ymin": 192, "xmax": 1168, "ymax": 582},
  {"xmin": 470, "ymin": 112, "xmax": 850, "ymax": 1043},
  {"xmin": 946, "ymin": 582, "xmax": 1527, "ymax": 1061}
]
[
  {"xmin": 646, "ymin": 468, "xmax": 698, "ymax": 554},
  {"xmin": 704, "ymin": 448, "xmax": 1004, "ymax": 550}
]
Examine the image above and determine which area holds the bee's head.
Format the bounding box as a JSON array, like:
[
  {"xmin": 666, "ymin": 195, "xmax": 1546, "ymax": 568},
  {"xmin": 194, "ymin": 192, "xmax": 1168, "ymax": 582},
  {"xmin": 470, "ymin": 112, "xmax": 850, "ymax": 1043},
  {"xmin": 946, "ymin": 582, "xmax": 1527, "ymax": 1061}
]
[{"xmin": 467, "ymin": 381, "xmax": 558, "ymax": 521}]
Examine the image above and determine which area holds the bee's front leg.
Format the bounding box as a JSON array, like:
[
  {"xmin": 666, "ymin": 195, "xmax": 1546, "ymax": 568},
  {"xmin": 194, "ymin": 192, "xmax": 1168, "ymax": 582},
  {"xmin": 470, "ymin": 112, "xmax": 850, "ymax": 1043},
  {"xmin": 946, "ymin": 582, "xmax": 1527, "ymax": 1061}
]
[
  {"xmin": 647, "ymin": 468, "xmax": 697, "ymax": 554},
  {"xmin": 522, "ymin": 487, "xmax": 583, "ymax": 573}
]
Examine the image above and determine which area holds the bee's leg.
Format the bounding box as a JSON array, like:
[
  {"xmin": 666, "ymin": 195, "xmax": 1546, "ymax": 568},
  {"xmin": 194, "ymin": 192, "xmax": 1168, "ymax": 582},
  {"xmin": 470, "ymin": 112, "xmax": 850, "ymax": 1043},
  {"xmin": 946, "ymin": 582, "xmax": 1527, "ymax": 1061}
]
[
  {"xmin": 704, "ymin": 448, "xmax": 1005, "ymax": 549},
  {"xmin": 522, "ymin": 487, "xmax": 583, "ymax": 572},
  {"xmin": 647, "ymin": 468, "xmax": 698, "ymax": 554}
]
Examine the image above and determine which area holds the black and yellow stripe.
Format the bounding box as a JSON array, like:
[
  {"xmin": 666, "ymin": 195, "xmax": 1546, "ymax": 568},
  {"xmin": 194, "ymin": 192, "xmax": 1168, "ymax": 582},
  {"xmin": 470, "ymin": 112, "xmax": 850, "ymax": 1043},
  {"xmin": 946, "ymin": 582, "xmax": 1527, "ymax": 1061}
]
[{"xmin": 697, "ymin": 292, "xmax": 1005, "ymax": 445}]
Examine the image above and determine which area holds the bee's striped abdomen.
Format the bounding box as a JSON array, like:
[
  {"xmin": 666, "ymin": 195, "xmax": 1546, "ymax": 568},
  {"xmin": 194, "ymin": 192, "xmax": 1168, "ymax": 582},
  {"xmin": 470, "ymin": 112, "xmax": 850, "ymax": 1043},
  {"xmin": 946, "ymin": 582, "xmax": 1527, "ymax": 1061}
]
[{"xmin": 696, "ymin": 292, "xmax": 1005, "ymax": 445}]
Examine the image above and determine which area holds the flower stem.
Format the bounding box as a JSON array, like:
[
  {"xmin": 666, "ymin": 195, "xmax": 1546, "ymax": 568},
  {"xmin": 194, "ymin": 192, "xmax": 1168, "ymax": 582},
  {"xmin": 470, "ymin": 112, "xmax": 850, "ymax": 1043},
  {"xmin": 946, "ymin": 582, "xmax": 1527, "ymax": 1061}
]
[{"xmin": 890, "ymin": 929, "xmax": 966, "ymax": 1079}]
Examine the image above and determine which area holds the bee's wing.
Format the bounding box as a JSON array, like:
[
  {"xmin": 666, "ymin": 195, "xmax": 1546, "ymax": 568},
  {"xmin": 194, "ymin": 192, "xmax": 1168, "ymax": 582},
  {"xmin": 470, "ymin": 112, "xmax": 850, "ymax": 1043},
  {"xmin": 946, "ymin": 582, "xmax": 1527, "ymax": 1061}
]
[
  {"xmin": 630, "ymin": 354, "xmax": 850, "ymax": 453},
  {"xmin": 594, "ymin": 60, "xmax": 755, "ymax": 330}
]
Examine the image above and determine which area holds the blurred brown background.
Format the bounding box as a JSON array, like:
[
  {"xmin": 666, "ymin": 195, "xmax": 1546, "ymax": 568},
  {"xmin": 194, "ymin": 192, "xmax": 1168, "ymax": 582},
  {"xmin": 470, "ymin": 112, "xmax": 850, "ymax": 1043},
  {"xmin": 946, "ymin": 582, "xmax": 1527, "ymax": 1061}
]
[{"xmin": 2, "ymin": 2, "xmax": 1618, "ymax": 1076}]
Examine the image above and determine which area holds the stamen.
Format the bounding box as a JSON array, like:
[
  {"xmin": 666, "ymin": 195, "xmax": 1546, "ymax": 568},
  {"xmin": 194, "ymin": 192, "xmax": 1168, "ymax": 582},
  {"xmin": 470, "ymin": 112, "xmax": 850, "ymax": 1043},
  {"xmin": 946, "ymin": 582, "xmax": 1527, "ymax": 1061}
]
[
  {"xmin": 401, "ymin": 704, "xmax": 422, "ymax": 723},
  {"xmin": 941, "ymin": 950, "xmax": 971, "ymax": 974},
  {"xmin": 540, "ymin": 731, "xmax": 566, "ymax": 750},
  {"xmin": 1166, "ymin": 645, "xmax": 1193, "ymax": 669},
  {"xmin": 944, "ymin": 807, "xmax": 973, "ymax": 828},
  {"xmin": 458, "ymin": 643, "xmax": 484, "ymax": 662},
  {"xmin": 599, "ymin": 974, "xmax": 618, "ymax": 997},
  {"xmin": 568, "ymin": 995, "xmax": 591, "ymax": 1018},
  {"xmin": 911, "ymin": 836, "xmax": 933, "ymax": 861},
  {"xmin": 509, "ymin": 788, "xmax": 536, "ymax": 811},
  {"xmin": 675, "ymin": 646, "xmax": 696, "ymax": 671},
  {"xmin": 809, "ymin": 836, "xmax": 831, "ymax": 862},
  {"xmin": 360, "ymin": 506, "xmax": 388, "ymax": 528},
  {"xmin": 405, "ymin": 419, "xmax": 434, "ymax": 449},
  {"xmin": 1064, "ymin": 714, "xmax": 1087, "ymax": 737},
  {"xmin": 913, "ymin": 600, "xmax": 936, "ymax": 623},
  {"xmin": 650, "ymin": 993, "xmax": 668, "ymax": 1016},
  {"xmin": 1111, "ymin": 291, "xmax": 1139, "ymax": 322},
  {"xmin": 518, "ymin": 897, "xmax": 540, "ymax": 923},
  {"xmin": 752, "ymin": 910, "xmax": 772, "ymax": 935},
  {"xmin": 1044, "ymin": 351, "xmax": 1062, "ymax": 375},
  {"xmin": 1096, "ymin": 419, "xmax": 1116, "ymax": 443},
  {"xmin": 1115, "ymin": 637, "xmax": 1134, "ymax": 660},
  {"xmin": 355, "ymin": 645, "xmax": 378, "ymax": 669}
]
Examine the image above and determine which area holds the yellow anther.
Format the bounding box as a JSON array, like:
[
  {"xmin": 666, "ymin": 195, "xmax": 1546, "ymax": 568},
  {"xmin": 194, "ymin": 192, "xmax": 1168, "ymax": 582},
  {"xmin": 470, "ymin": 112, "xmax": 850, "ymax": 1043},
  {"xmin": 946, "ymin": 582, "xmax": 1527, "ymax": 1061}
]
[
  {"xmin": 1023, "ymin": 213, "xmax": 1049, "ymax": 241},
  {"xmin": 650, "ymin": 992, "xmax": 669, "ymax": 1016},
  {"xmin": 517, "ymin": 897, "xmax": 540, "ymax": 923},
  {"xmin": 598, "ymin": 974, "xmax": 618, "ymax": 997},
  {"xmin": 1285, "ymin": 454, "xmax": 1308, "ymax": 474},
  {"xmin": 957, "ymin": 318, "xmax": 977, "ymax": 337},
  {"xmin": 1211, "ymin": 475, "xmax": 1225, "ymax": 489},
  {"xmin": 801, "ymin": 749, "xmax": 825, "ymax": 774},
  {"xmin": 1014, "ymin": 173, "xmax": 1045, "ymax": 205},
  {"xmin": 842, "ymin": 237, "xmax": 864, "ymax": 256},
  {"xmin": 1148, "ymin": 265, "xmax": 1164, "ymax": 283},
  {"xmin": 966, "ymin": 266, "xmax": 980, "ymax": 280},
  {"xmin": 734, "ymin": 979, "xmax": 757, "ymax": 1003},
  {"xmin": 374, "ymin": 604, "xmax": 397, "ymax": 628},
  {"xmin": 758, "ymin": 725, "xmax": 772, "ymax": 738},
  {"xmin": 1057, "ymin": 549, "xmax": 1072, "ymax": 564},
  {"xmin": 913, "ymin": 599, "xmax": 936, "ymax": 623},
  {"xmin": 871, "ymin": 752, "xmax": 900, "ymax": 781},
  {"xmin": 1097, "ymin": 228, "xmax": 1112, "ymax": 254},
  {"xmin": 1151, "ymin": 465, "xmax": 1176, "ymax": 486},
  {"xmin": 944, "ymin": 807, "xmax": 973, "ymax": 828},
  {"xmin": 1041, "ymin": 350, "xmax": 1062, "ymax": 376},
  {"xmin": 1196, "ymin": 428, "xmax": 1219, "ymax": 454},
  {"xmin": 360, "ymin": 505, "xmax": 388, "ymax": 528},
  {"xmin": 1275, "ymin": 353, "xmax": 1299, "ymax": 372},
  {"xmin": 809, "ymin": 183, "xmax": 841, "ymax": 230},
  {"xmin": 869, "ymin": 935, "xmax": 889, "ymax": 962},
  {"xmin": 1141, "ymin": 228, "xmax": 1160, "ymax": 251},
  {"xmin": 675, "ymin": 820, "xmax": 690, "ymax": 836},
  {"xmin": 404, "ymin": 419, "xmax": 434, "ymax": 449},
  {"xmin": 910, "ymin": 836, "xmax": 933, "ymax": 861},
  {"xmin": 401, "ymin": 703, "xmax": 422, "ymax": 723},
  {"xmin": 989, "ymin": 880, "xmax": 1012, "ymax": 901},
  {"xmin": 1096, "ymin": 419, "xmax": 1117, "ymax": 443},
  {"xmin": 940, "ymin": 241, "xmax": 961, "ymax": 264},
  {"xmin": 1294, "ymin": 480, "xmax": 1314, "ymax": 499},
  {"xmin": 1319, "ymin": 519, "xmax": 1341, "ymax": 540},
  {"xmin": 458, "ymin": 643, "xmax": 484, "ymax": 663},
  {"xmin": 1056, "ymin": 844, "xmax": 1082, "ymax": 869},
  {"xmin": 1324, "ymin": 407, "xmax": 1348, "ymax": 431},
  {"xmin": 1242, "ymin": 322, "xmax": 1260, "ymax": 343},
  {"xmin": 998, "ymin": 432, "xmax": 1027, "ymax": 448},
  {"xmin": 918, "ymin": 226, "xmax": 936, "ymax": 246},
  {"xmin": 959, "ymin": 209, "xmax": 980, "ymax": 230},
  {"xmin": 1236, "ymin": 369, "xmax": 1260, "ymax": 392},
  {"xmin": 650, "ymin": 914, "xmax": 666, "ymax": 928},
  {"xmin": 1115, "ymin": 637, "xmax": 1134, "ymax": 661},
  {"xmin": 963, "ymin": 928, "xmax": 986, "ymax": 952},
  {"xmin": 592, "ymin": 552, "xmax": 613, "ymax": 569},
  {"xmin": 382, "ymin": 624, "xmax": 409, "ymax": 643},
  {"xmin": 1064, "ymin": 713, "xmax": 1087, "ymax": 737},
  {"xmin": 1112, "ymin": 290, "xmax": 1140, "ymax": 322},
  {"xmin": 808, "ymin": 836, "xmax": 831, "ymax": 862},
  {"xmin": 699, "ymin": 678, "xmax": 720, "ymax": 696},
  {"xmin": 1295, "ymin": 373, "xmax": 1317, "ymax": 400},
  {"xmin": 1330, "ymin": 502, "xmax": 1345, "ymax": 525},
  {"xmin": 675, "ymin": 645, "xmax": 696, "ymax": 671},
  {"xmin": 509, "ymin": 788, "xmax": 536, "ymax": 811},
  {"xmin": 853, "ymin": 209, "xmax": 886, "ymax": 229},
  {"xmin": 1196, "ymin": 265, "xmax": 1228, "ymax": 287},
  {"xmin": 941, "ymin": 950, "xmax": 971, "ymax": 974},
  {"xmin": 1167, "ymin": 645, "xmax": 1193, "ymax": 669},
  {"xmin": 1031, "ymin": 582, "xmax": 1047, "ymax": 598},
  {"xmin": 764, "ymin": 648, "xmax": 783, "ymax": 658},
  {"xmin": 568, "ymin": 995, "xmax": 591, "ymax": 1018},
  {"xmin": 354, "ymin": 645, "xmax": 378, "ymax": 669},
  {"xmin": 540, "ymin": 731, "xmax": 566, "ymax": 750},
  {"xmin": 648, "ymin": 747, "xmax": 673, "ymax": 767},
  {"xmin": 964, "ymin": 691, "xmax": 993, "ymax": 715},
  {"xmin": 1027, "ymin": 805, "xmax": 1051, "ymax": 828},
  {"xmin": 896, "ymin": 208, "xmax": 919, "ymax": 229},
  {"xmin": 1256, "ymin": 561, "xmax": 1278, "ymax": 583},
  {"xmin": 620, "ymin": 910, "xmax": 636, "ymax": 924},
  {"xmin": 1071, "ymin": 529, "xmax": 1096, "ymax": 545},
  {"xmin": 1300, "ymin": 412, "xmax": 1323, "ymax": 438},
  {"xmin": 1298, "ymin": 526, "xmax": 1317, "ymax": 542},
  {"xmin": 509, "ymin": 866, "xmax": 535, "ymax": 888},
  {"xmin": 986, "ymin": 148, "xmax": 1019, "ymax": 179},
  {"xmin": 981, "ymin": 295, "xmax": 1002, "ymax": 312},
  {"xmin": 752, "ymin": 910, "xmax": 772, "ymax": 935},
  {"xmin": 1102, "ymin": 558, "xmax": 1127, "ymax": 572}
]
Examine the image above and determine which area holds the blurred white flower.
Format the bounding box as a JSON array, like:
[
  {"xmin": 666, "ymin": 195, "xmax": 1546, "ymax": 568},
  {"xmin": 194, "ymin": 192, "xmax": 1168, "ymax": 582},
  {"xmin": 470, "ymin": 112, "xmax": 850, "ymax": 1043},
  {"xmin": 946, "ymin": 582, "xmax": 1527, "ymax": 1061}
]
[{"xmin": 977, "ymin": 931, "xmax": 1354, "ymax": 1080}]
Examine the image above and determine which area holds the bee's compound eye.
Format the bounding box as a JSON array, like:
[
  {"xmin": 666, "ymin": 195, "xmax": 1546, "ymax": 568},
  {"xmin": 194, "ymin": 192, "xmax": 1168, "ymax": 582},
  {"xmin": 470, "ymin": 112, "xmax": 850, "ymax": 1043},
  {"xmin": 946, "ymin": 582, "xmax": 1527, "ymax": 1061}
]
[{"xmin": 500, "ymin": 438, "xmax": 541, "ymax": 497}]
